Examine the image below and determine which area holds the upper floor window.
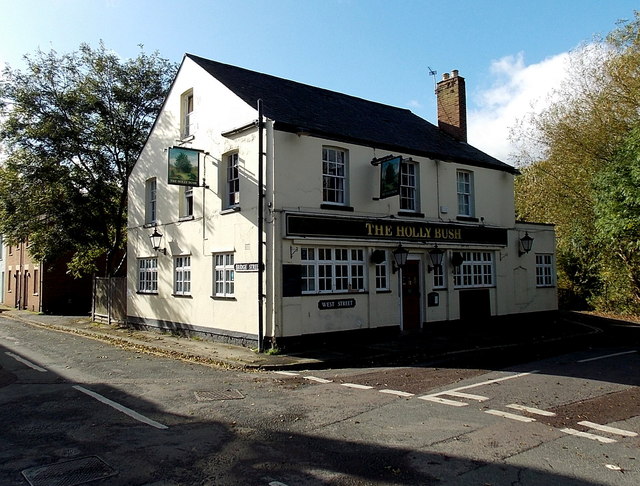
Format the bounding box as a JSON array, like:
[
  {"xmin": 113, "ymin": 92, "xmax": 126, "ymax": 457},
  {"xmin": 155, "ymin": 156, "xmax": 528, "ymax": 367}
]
[
  {"xmin": 456, "ymin": 170, "xmax": 475, "ymax": 217},
  {"xmin": 145, "ymin": 178, "xmax": 157, "ymax": 225},
  {"xmin": 322, "ymin": 147, "xmax": 347, "ymax": 205},
  {"xmin": 226, "ymin": 152, "xmax": 240, "ymax": 208},
  {"xmin": 453, "ymin": 251, "xmax": 494, "ymax": 288},
  {"xmin": 181, "ymin": 90, "xmax": 194, "ymax": 138},
  {"xmin": 138, "ymin": 257, "xmax": 158, "ymax": 293},
  {"xmin": 536, "ymin": 254, "xmax": 554, "ymax": 287},
  {"xmin": 400, "ymin": 161, "xmax": 418, "ymax": 212},
  {"xmin": 179, "ymin": 186, "xmax": 194, "ymax": 219}
]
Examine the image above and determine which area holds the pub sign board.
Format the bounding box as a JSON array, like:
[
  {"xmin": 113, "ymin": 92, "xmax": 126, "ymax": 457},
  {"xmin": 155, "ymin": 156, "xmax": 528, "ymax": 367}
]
[
  {"xmin": 379, "ymin": 156, "xmax": 402, "ymax": 199},
  {"xmin": 168, "ymin": 147, "xmax": 200, "ymax": 186},
  {"xmin": 286, "ymin": 214, "xmax": 508, "ymax": 246}
]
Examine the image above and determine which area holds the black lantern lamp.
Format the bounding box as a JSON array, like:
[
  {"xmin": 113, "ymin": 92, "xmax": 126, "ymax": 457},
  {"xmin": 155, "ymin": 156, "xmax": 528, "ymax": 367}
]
[
  {"xmin": 391, "ymin": 244, "xmax": 409, "ymax": 273},
  {"xmin": 149, "ymin": 228, "xmax": 166, "ymax": 255},
  {"xmin": 427, "ymin": 244, "xmax": 445, "ymax": 273},
  {"xmin": 519, "ymin": 232, "xmax": 534, "ymax": 256}
]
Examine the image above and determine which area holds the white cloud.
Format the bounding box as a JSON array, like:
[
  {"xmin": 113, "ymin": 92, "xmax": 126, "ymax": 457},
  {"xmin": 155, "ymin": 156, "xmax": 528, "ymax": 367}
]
[
  {"xmin": 467, "ymin": 51, "xmax": 571, "ymax": 164},
  {"xmin": 407, "ymin": 99, "xmax": 423, "ymax": 109}
]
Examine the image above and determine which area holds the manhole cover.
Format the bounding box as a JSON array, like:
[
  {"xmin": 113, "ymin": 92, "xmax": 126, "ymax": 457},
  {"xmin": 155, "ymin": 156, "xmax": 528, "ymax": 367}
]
[
  {"xmin": 194, "ymin": 389, "xmax": 244, "ymax": 401},
  {"xmin": 22, "ymin": 456, "xmax": 117, "ymax": 486}
]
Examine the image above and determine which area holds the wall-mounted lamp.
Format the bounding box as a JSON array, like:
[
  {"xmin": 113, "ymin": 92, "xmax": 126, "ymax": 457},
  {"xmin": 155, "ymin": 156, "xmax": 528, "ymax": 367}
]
[
  {"xmin": 519, "ymin": 232, "xmax": 534, "ymax": 256},
  {"xmin": 391, "ymin": 244, "xmax": 409, "ymax": 273},
  {"xmin": 427, "ymin": 245, "xmax": 445, "ymax": 273},
  {"xmin": 149, "ymin": 228, "xmax": 166, "ymax": 255}
]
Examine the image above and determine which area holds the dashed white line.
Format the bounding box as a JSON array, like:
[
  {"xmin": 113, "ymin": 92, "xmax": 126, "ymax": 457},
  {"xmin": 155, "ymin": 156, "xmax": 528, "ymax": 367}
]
[
  {"xmin": 73, "ymin": 385, "xmax": 168, "ymax": 430},
  {"xmin": 561, "ymin": 427, "xmax": 617, "ymax": 443},
  {"xmin": 5, "ymin": 352, "xmax": 47, "ymax": 372},
  {"xmin": 273, "ymin": 371, "xmax": 299, "ymax": 376},
  {"xmin": 485, "ymin": 409, "xmax": 536, "ymax": 423},
  {"xmin": 434, "ymin": 370, "xmax": 539, "ymax": 395},
  {"xmin": 341, "ymin": 383, "xmax": 374, "ymax": 390},
  {"xmin": 506, "ymin": 404, "xmax": 556, "ymax": 416},
  {"xmin": 418, "ymin": 395, "xmax": 468, "ymax": 407},
  {"xmin": 379, "ymin": 389, "xmax": 414, "ymax": 397},
  {"xmin": 446, "ymin": 391, "xmax": 489, "ymax": 402},
  {"xmin": 304, "ymin": 376, "xmax": 332, "ymax": 384},
  {"xmin": 577, "ymin": 350, "xmax": 637, "ymax": 363},
  {"xmin": 577, "ymin": 421, "xmax": 638, "ymax": 437}
]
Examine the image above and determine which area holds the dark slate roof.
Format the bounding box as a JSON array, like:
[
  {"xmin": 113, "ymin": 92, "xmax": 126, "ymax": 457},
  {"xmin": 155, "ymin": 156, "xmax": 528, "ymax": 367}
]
[{"xmin": 186, "ymin": 54, "xmax": 517, "ymax": 174}]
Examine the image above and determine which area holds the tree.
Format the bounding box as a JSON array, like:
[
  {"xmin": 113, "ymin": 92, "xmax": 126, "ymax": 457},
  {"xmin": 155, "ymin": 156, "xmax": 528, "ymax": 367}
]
[
  {"xmin": 513, "ymin": 11, "xmax": 640, "ymax": 313},
  {"xmin": 0, "ymin": 42, "xmax": 176, "ymax": 276}
]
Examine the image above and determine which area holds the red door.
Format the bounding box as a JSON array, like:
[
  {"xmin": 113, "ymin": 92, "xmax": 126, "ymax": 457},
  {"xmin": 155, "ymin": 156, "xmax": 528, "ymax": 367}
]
[{"xmin": 402, "ymin": 260, "xmax": 421, "ymax": 331}]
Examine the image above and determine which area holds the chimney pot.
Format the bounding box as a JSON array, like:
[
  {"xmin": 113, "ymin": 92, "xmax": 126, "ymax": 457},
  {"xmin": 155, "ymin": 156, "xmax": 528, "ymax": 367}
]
[
  {"xmin": 452, "ymin": 69, "xmax": 459, "ymax": 77},
  {"xmin": 442, "ymin": 72, "xmax": 450, "ymax": 80}
]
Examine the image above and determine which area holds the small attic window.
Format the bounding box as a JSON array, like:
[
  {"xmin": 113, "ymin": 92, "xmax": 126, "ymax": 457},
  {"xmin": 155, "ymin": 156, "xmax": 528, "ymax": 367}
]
[{"xmin": 181, "ymin": 90, "xmax": 195, "ymax": 139}]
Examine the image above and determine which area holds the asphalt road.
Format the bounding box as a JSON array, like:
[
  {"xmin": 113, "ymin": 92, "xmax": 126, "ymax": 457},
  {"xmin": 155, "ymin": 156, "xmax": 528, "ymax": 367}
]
[{"xmin": 1, "ymin": 314, "xmax": 638, "ymax": 485}]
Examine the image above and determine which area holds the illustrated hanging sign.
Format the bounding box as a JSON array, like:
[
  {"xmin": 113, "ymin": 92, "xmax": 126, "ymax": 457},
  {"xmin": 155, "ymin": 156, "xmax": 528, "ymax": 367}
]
[
  {"xmin": 168, "ymin": 147, "xmax": 200, "ymax": 186},
  {"xmin": 379, "ymin": 155, "xmax": 402, "ymax": 199}
]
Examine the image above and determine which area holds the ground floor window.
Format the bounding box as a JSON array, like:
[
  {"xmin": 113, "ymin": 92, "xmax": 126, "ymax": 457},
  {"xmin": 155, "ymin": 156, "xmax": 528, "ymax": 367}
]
[
  {"xmin": 536, "ymin": 254, "xmax": 554, "ymax": 287},
  {"xmin": 138, "ymin": 257, "xmax": 158, "ymax": 293},
  {"xmin": 301, "ymin": 247, "xmax": 366, "ymax": 294},
  {"xmin": 174, "ymin": 256, "xmax": 191, "ymax": 295},
  {"xmin": 432, "ymin": 262, "xmax": 446, "ymax": 289},
  {"xmin": 375, "ymin": 253, "xmax": 389, "ymax": 291},
  {"xmin": 214, "ymin": 253, "xmax": 235, "ymax": 297},
  {"xmin": 453, "ymin": 251, "xmax": 494, "ymax": 288}
]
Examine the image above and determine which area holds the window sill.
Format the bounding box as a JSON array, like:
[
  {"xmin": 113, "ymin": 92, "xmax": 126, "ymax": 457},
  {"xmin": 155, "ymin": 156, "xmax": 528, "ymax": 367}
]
[
  {"xmin": 180, "ymin": 134, "xmax": 195, "ymax": 142},
  {"xmin": 301, "ymin": 291, "xmax": 368, "ymax": 296},
  {"xmin": 456, "ymin": 215, "xmax": 479, "ymax": 222},
  {"xmin": 220, "ymin": 206, "xmax": 241, "ymax": 215},
  {"xmin": 375, "ymin": 289, "xmax": 392, "ymax": 294},
  {"xmin": 210, "ymin": 295, "xmax": 237, "ymax": 301},
  {"xmin": 320, "ymin": 203, "xmax": 354, "ymax": 212},
  {"xmin": 398, "ymin": 211, "xmax": 424, "ymax": 218},
  {"xmin": 143, "ymin": 223, "xmax": 157, "ymax": 229},
  {"xmin": 172, "ymin": 294, "xmax": 193, "ymax": 298},
  {"xmin": 137, "ymin": 291, "xmax": 159, "ymax": 295},
  {"xmin": 178, "ymin": 215, "xmax": 195, "ymax": 222}
]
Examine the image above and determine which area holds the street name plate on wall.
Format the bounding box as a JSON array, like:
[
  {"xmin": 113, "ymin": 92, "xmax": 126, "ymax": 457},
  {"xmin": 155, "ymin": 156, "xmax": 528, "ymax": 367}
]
[
  {"xmin": 234, "ymin": 262, "xmax": 260, "ymax": 273},
  {"xmin": 318, "ymin": 298, "xmax": 356, "ymax": 310}
]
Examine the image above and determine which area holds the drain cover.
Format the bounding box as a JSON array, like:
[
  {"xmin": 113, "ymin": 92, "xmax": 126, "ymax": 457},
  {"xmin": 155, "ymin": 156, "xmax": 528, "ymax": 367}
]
[
  {"xmin": 22, "ymin": 456, "xmax": 117, "ymax": 486},
  {"xmin": 194, "ymin": 389, "xmax": 244, "ymax": 401}
]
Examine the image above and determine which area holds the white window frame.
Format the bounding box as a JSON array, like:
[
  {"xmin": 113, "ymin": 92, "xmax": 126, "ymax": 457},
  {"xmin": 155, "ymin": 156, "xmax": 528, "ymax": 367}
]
[
  {"xmin": 174, "ymin": 255, "xmax": 191, "ymax": 295},
  {"xmin": 432, "ymin": 261, "xmax": 446, "ymax": 289},
  {"xmin": 179, "ymin": 186, "xmax": 194, "ymax": 219},
  {"xmin": 456, "ymin": 170, "xmax": 475, "ymax": 217},
  {"xmin": 145, "ymin": 178, "xmax": 157, "ymax": 225},
  {"xmin": 214, "ymin": 253, "xmax": 235, "ymax": 297},
  {"xmin": 453, "ymin": 251, "xmax": 494, "ymax": 288},
  {"xmin": 138, "ymin": 257, "xmax": 158, "ymax": 293},
  {"xmin": 536, "ymin": 254, "xmax": 554, "ymax": 287},
  {"xmin": 400, "ymin": 161, "xmax": 419, "ymax": 212},
  {"xmin": 375, "ymin": 254, "xmax": 389, "ymax": 292},
  {"xmin": 322, "ymin": 147, "xmax": 348, "ymax": 205},
  {"xmin": 226, "ymin": 152, "xmax": 240, "ymax": 208},
  {"xmin": 182, "ymin": 90, "xmax": 194, "ymax": 138},
  {"xmin": 301, "ymin": 247, "xmax": 366, "ymax": 294}
]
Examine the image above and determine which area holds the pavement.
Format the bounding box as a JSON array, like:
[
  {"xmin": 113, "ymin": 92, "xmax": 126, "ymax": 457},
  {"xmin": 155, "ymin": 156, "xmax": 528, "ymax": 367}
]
[{"xmin": 0, "ymin": 305, "xmax": 629, "ymax": 371}]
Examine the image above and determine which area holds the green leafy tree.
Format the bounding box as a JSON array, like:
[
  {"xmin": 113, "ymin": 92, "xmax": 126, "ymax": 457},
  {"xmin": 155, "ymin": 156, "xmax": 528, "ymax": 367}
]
[
  {"xmin": 514, "ymin": 11, "xmax": 640, "ymax": 312},
  {"xmin": 0, "ymin": 42, "xmax": 176, "ymax": 276}
]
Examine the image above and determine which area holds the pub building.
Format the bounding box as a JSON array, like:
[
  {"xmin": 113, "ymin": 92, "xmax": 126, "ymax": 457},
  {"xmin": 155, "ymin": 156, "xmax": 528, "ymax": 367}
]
[{"xmin": 127, "ymin": 55, "xmax": 557, "ymax": 350}]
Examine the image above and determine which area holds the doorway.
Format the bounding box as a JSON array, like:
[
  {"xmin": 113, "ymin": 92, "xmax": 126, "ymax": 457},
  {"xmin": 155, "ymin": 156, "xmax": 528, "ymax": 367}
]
[{"xmin": 401, "ymin": 259, "xmax": 422, "ymax": 331}]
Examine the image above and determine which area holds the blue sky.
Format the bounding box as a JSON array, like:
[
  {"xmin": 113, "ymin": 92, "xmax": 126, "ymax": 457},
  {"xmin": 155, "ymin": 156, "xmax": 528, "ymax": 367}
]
[{"xmin": 1, "ymin": 0, "xmax": 637, "ymax": 163}]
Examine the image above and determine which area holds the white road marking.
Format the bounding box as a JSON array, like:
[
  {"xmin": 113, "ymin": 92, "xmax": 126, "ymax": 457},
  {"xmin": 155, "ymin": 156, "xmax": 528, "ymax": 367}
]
[
  {"xmin": 418, "ymin": 395, "xmax": 468, "ymax": 407},
  {"xmin": 436, "ymin": 370, "xmax": 539, "ymax": 394},
  {"xmin": 605, "ymin": 464, "xmax": 622, "ymax": 471},
  {"xmin": 341, "ymin": 383, "xmax": 373, "ymax": 390},
  {"xmin": 5, "ymin": 352, "xmax": 47, "ymax": 372},
  {"xmin": 577, "ymin": 421, "xmax": 638, "ymax": 437},
  {"xmin": 273, "ymin": 371, "xmax": 299, "ymax": 376},
  {"xmin": 73, "ymin": 385, "xmax": 168, "ymax": 430},
  {"xmin": 304, "ymin": 376, "xmax": 332, "ymax": 384},
  {"xmin": 379, "ymin": 389, "xmax": 414, "ymax": 397},
  {"xmin": 506, "ymin": 404, "xmax": 556, "ymax": 416},
  {"xmin": 485, "ymin": 409, "xmax": 536, "ymax": 422},
  {"xmin": 577, "ymin": 350, "xmax": 637, "ymax": 363},
  {"xmin": 446, "ymin": 391, "xmax": 489, "ymax": 402},
  {"xmin": 561, "ymin": 427, "xmax": 617, "ymax": 444}
]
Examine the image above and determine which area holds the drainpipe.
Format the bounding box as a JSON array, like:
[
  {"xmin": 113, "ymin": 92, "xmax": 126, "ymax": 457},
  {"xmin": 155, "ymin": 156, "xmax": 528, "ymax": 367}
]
[{"xmin": 257, "ymin": 99, "xmax": 265, "ymax": 352}]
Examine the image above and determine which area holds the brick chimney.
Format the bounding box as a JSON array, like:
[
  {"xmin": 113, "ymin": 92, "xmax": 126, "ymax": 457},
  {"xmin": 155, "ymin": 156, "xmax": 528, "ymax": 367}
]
[{"xmin": 436, "ymin": 70, "xmax": 467, "ymax": 142}]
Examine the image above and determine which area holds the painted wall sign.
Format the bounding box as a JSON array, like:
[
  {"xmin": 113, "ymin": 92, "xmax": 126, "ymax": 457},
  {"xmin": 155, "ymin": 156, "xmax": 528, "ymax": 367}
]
[
  {"xmin": 234, "ymin": 262, "xmax": 260, "ymax": 272},
  {"xmin": 286, "ymin": 214, "xmax": 508, "ymax": 246},
  {"xmin": 168, "ymin": 147, "xmax": 200, "ymax": 186},
  {"xmin": 318, "ymin": 298, "xmax": 356, "ymax": 310}
]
